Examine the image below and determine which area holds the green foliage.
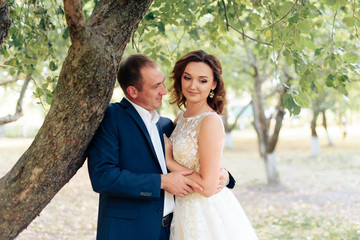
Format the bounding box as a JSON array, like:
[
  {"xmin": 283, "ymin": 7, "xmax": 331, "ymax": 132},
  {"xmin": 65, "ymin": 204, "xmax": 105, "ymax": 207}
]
[
  {"xmin": 0, "ymin": 0, "xmax": 71, "ymax": 108},
  {"xmin": 2, "ymin": 0, "xmax": 359, "ymax": 117},
  {"xmin": 132, "ymin": 0, "xmax": 360, "ymax": 116},
  {"xmin": 0, "ymin": 0, "xmax": 95, "ymax": 108}
]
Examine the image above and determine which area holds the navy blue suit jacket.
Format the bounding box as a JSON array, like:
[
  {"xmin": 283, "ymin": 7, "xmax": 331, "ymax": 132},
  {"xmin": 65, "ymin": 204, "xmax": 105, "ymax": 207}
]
[{"xmin": 87, "ymin": 98, "xmax": 174, "ymax": 240}]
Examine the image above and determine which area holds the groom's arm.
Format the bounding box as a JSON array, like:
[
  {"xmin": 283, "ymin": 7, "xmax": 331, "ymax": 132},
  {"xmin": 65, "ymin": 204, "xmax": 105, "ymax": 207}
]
[
  {"xmin": 87, "ymin": 105, "xmax": 161, "ymax": 200},
  {"xmin": 216, "ymin": 168, "xmax": 236, "ymax": 193},
  {"xmin": 226, "ymin": 170, "xmax": 236, "ymax": 189}
]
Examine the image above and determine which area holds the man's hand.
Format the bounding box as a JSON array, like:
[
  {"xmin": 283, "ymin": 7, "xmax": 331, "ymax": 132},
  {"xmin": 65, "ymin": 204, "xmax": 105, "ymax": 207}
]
[
  {"xmin": 215, "ymin": 168, "xmax": 230, "ymax": 193},
  {"xmin": 161, "ymin": 170, "xmax": 203, "ymax": 197}
]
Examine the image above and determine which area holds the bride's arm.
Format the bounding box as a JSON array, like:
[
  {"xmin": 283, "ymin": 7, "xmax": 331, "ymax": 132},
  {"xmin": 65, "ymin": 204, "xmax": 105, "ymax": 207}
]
[{"xmin": 164, "ymin": 115, "xmax": 223, "ymax": 197}]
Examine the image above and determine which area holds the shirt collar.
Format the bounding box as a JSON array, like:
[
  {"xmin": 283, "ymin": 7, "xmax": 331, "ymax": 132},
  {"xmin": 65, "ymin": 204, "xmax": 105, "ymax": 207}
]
[{"xmin": 125, "ymin": 96, "xmax": 160, "ymax": 128}]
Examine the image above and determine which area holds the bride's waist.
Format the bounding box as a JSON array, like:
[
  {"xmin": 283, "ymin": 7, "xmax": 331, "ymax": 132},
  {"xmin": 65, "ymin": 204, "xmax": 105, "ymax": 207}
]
[{"xmin": 176, "ymin": 188, "xmax": 228, "ymax": 201}]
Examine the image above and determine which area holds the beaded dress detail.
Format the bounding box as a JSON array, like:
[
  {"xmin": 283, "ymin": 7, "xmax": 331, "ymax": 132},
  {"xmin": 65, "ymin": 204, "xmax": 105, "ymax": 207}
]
[{"xmin": 169, "ymin": 112, "xmax": 258, "ymax": 240}]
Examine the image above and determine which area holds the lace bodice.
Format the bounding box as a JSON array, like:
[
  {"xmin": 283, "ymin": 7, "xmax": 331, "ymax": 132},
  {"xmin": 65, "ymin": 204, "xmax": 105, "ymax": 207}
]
[
  {"xmin": 169, "ymin": 111, "xmax": 224, "ymax": 173},
  {"xmin": 169, "ymin": 112, "xmax": 259, "ymax": 240}
]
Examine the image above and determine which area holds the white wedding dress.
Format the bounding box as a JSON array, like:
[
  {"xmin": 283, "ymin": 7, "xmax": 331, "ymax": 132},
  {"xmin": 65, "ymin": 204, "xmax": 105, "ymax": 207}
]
[{"xmin": 169, "ymin": 112, "xmax": 258, "ymax": 240}]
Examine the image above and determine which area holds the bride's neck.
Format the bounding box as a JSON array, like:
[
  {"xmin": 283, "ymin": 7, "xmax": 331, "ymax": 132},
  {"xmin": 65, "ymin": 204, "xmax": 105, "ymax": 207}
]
[{"xmin": 185, "ymin": 102, "xmax": 212, "ymax": 117}]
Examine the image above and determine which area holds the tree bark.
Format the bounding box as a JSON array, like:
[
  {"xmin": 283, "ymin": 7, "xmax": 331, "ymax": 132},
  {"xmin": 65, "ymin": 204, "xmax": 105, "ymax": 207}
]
[
  {"xmin": 322, "ymin": 110, "xmax": 334, "ymax": 146},
  {"xmin": 311, "ymin": 109, "xmax": 320, "ymax": 157},
  {"xmin": 247, "ymin": 48, "xmax": 280, "ymax": 184},
  {"xmin": 0, "ymin": 0, "xmax": 153, "ymax": 239},
  {"xmin": 0, "ymin": 0, "xmax": 11, "ymax": 50}
]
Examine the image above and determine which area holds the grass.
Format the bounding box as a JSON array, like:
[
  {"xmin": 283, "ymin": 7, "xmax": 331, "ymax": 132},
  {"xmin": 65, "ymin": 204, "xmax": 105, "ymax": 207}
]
[{"xmin": 0, "ymin": 124, "xmax": 359, "ymax": 239}]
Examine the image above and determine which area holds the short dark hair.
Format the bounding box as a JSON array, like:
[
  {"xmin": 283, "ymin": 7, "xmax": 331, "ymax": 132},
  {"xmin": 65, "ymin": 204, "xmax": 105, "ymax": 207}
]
[
  {"xmin": 169, "ymin": 50, "xmax": 227, "ymax": 114},
  {"xmin": 117, "ymin": 54, "xmax": 157, "ymax": 94}
]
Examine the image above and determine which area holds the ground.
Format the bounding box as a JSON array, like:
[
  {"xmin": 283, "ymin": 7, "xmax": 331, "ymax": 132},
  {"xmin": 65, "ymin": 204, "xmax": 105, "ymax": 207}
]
[{"xmin": 1, "ymin": 125, "xmax": 359, "ymax": 239}]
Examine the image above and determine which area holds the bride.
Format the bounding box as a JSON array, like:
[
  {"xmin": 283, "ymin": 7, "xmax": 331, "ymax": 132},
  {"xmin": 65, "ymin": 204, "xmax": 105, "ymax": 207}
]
[{"xmin": 164, "ymin": 50, "xmax": 258, "ymax": 240}]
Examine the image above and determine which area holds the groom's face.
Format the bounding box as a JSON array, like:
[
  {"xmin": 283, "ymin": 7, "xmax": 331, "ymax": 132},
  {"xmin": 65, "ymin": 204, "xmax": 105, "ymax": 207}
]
[{"xmin": 135, "ymin": 66, "xmax": 167, "ymax": 112}]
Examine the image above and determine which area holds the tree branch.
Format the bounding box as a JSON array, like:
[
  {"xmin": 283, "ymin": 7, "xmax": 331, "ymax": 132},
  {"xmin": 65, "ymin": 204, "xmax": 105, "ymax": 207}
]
[
  {"xmin": 259, "ymin": 0, "xmax": 298, "ymax": 32},
  {"xmin": 331, "ymin": 9, "xmax": 338, "ymax": 41},
  {"xmin": 221, "ymin": 0, "xmax": 272, "ymax": 46},
  {"xmin": 63, "ymin": 0, "xmax": 85, "ymax": 44},
  {"xmin": 228, "ymin": 100, "xmax": 252, "ymax": 132},
  {"xmin": 87, "ymin": 0, "xmax": 153, "ymax": 55},
  {"xmin": 0, "ymin": 77, "xmax": 18, "ymax": 86},
  {"xmin": 0, "ymin": 74, "xmax": 31, "ymax": 125},
  {"xmin": 229, "ymin": 24, "xmax": 273, "ymax": 46}
]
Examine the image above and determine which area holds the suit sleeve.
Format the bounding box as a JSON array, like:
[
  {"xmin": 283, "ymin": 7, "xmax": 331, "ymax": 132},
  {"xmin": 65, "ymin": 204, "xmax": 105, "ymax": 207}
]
[
  {"xmin": 87, "ymin": 105, "xmax": 161, "ymax": 200},
  {"xmin": 226, "ymin": 170, "xmax": 236, "ymax": 189}
]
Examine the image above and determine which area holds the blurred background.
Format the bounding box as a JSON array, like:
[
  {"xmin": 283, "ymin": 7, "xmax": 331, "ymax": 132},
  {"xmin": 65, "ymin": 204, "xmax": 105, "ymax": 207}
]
[{"xmin": 1, "ymin": 0, "xmax": 360, "ymax": 239}]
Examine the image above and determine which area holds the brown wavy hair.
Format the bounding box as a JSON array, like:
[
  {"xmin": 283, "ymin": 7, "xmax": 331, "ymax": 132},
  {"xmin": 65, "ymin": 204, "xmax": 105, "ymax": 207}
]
[{"xmin": 169, "ymin": 50, "xmax": 226, "ymax": 114}]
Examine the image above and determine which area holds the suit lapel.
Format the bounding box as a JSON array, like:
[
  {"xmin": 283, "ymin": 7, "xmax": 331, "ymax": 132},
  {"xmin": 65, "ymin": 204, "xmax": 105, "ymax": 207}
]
[
  {"xmin": 156, "ymin": 121, "xmax": 165, "ymax": 156},
  {"xmin": 119, "ymin": 98, "xmax": 162, "ymax": 170}
]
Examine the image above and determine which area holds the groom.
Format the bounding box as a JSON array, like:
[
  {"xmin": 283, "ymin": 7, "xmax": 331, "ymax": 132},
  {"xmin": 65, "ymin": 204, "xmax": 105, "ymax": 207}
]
[{"xmin": 87, "ymin": 54, "xmax": 235, "ymax": 240}]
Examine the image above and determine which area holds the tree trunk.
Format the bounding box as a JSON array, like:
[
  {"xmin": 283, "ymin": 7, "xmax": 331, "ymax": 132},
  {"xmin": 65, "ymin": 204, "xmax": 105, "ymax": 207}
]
[
  {"xmin": 311, "ymin": 109, "xmax": 320, "ymax": 157},
  {"xmin": 0, "ymin": 0, "xmax": 153, "ymax": 239},
  {"xmin": 247, "ymin": 47, "xmax": 280, "ymax": 184},
  {"xmin": 0, "ymin": 0, "xmax": 11, "ymax": 50},
  {"xmin": 322, "ymin": 110, "xmax": 334, "ymax": 146},
  {"xmin": 221, "ymin": 114, "xmax": 234, "ymax": 149},
  {"xmin": 265, "ymin": 152, "xmax": 279, "ymax": 184}
]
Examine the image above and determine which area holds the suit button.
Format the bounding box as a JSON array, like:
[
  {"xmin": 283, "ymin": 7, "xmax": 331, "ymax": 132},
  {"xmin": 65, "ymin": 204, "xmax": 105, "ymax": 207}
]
[{"xmin": 158, "ymin": 209, "xmax": 163, "ymax": 214}]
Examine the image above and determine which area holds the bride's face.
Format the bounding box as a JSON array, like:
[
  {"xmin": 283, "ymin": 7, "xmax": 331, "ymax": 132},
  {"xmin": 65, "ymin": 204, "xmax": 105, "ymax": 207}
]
[{"xmin": 181, "ymin": 62, "xmax": 217, "ymax": 104}]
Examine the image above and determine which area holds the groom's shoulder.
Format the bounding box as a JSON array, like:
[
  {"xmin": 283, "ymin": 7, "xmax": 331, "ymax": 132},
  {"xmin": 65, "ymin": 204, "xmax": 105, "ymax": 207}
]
[
  {"xmin": 158, "ymin": 116, "xmax": 173, "ymax": 125},
  {"xmin": 158, "ymin": 116, "xmax": 174, "ymax": 136},
  {"xmin": 106, "ymin": 101, "xmax": 127, "ymax": 114}
]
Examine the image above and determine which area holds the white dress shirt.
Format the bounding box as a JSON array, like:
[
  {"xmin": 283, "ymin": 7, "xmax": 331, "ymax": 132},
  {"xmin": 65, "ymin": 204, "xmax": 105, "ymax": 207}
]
[{"xmin": 125, "ymin": 97, "xmax": 174, "ymax": 216}]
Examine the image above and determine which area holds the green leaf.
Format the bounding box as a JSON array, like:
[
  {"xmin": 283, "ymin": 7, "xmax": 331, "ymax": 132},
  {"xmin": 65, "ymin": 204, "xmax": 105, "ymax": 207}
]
[
  {"xmin": 49, "ymin": 61, "xmax": 57, "ymax": 71},
  {"xmin": 349, "ymin": 63, "xmax": 360, "ymax": 75},
  {"xmin": 277, "ymin": 2, "xmax": 294, "ymax": 16},
  {"xmin": 326, "ymin": 74, "xmax": 334, "ymax": 87},
  {"xmin": 39, "ymin": 18, "xmax": 46, "ymax": 31},
  {"xmin": 315, "ymin": 48, "xmax": 324, "ymax": 56},
  {"xmin": 303, "ymin": 38, "xmax": 316, "ymax": 49},
  {"xmin": 325, "ymin": 0, "xmax": 336, "ymax": 6},
  {"xmin": 157, "ymin": 22, "xmax": 165, "ymax": 34},
  {"xmin": 344, "ymin": 52, "xmax": 359, "ymax": 62},
  {"xmin": 145, "ymin": 12, "xmax": 155, "ymax": 21},
  {"xmin": 283, "ymin": 92, "xmax": 301, "ymax": 116},
  {"xmin": 251, "ymin": 13, "xmax": 261, "ymax": 26},
  {"xmin": 218, "ymin": 42, "xmax": 229, "ymax": 54},
  {"xmin": 288, "ymin": 13, "xmax": 299, "ymax": 24},
  {"xmin": 298, "ymin": 21, "xmax": 311, "ymax": 34},
  {"xmin": 342, "ymin": 17, "xmax": 356, "ymax": 27},
  {"xmin": 45, "ymin": 95, "xmax": 52, "ymax": 105},
  {"xmin": 338, "ymin": 74, "xmax": 349, "ymax": 83},
  {"xmin": 62, "ymin": 28, "xmax": 69, "ymax": 39},
  {"xmin": 57, "ymin": 6, "xmax": 65, "ymax": 15},
  {"xmin": 0, "ymin": 47, "xmax": 10, "ymax": 58},
  {"xmin": 293, "ymin": 92, "xmax": 310, "ymax": 108}
]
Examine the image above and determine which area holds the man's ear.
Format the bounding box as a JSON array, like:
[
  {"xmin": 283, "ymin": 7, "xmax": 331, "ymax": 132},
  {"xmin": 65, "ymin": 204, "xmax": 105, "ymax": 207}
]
[{"xmin": 126, "ymin": 86, "xmax": 138, "ymax": 99}]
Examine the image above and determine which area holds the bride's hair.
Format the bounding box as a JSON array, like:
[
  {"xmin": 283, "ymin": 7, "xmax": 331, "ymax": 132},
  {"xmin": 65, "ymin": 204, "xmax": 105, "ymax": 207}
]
[{"xmin": 169, "ymin": 50, "xmax": 227, "ymax": 115}]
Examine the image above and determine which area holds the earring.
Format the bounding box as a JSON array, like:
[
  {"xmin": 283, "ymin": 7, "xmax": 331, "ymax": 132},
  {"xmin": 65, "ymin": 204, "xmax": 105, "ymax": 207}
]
[{"xmin": 209, "ymin": 89, "xmax": 215, "ymax": 98}]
